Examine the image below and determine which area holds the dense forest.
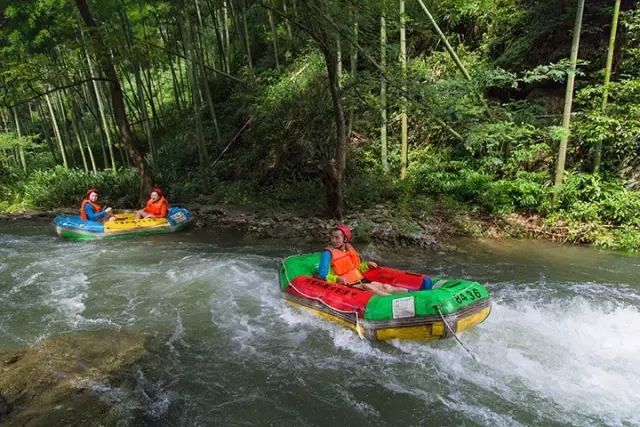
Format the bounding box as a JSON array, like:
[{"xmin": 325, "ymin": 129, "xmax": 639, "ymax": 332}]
[{"xmin": 1, "ymin": 0, "xmax": 640, "ymax": 250}]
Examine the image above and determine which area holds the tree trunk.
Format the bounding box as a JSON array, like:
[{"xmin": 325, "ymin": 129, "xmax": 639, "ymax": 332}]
[
  {"xmin": 56, "ymin": 90, "xmax": 76, "ymax": 167},
  {"xmin": 416, "ymin": 0, "xmax": 471, "ymax": 80},
  {"xmin": 158, "ymin": 22, "xmax": 184, "ymax": 110},
  {"xmin": 400, "ymin": 0, "xmax": 408, "ymax": 179},
  {"xmin": 208, "ymin": 0, "xmax": 228, "ymax": 73},
  {"xmin": 322, "ymin": 48, "xmax": 346, "ymax": 219},
  {"xmin": 194, "ymin": 17, "xmax": 222, "ymax": 144},
  {"xmin": 134, "ymin": 65, "xmax": 157, "ymax": 169},
  {"xmin": 182, "ymin": 9, "xmax": 209, "ymax": 192},
  {"xmin": 75, "ymin": 0, "xmax": 152, "ymax": 197},
  {"xmin": 223, "ymin": 1, "xmax": 231, "ymax": 72},
  {"xmin": 283, "ymin": 0, "xmax": 293, "ymax": 47},
  {"xmin": 380, "ymin": 6, "xmax": 388, "ymax": 172},
  {"xmin": 70, "ymin": 108, "xmax": 89, "ymax": 172},
  {"xmin": 594, "ymin": 0, "xmax": 621, "ymax": 174},
  {"xmin": 12, "ymin": 108, "xmax": 27, "ymax": 172},
  {"xmin": 45, "ymin": 92, "xmax": 69, "ymax": 169},
  {"xmin": 336, "ymin": 37, "xmax": 342, "ymax": 78},
  {"xmin": 268, "ymin": 1, "xmax": 280, "ymax": 70},
  {"xmin": 293, "ymin": 1, "xmax": 347, "ymax": 218},
  {"xmin": 241, "ymin": 1, "xmax": 253, "ymax": 72},
  {"xmin": 34, "ymin": 101, "xmax": 58, "ymax": 164},
  {"xmin": 555, "ymin": 0, "xmax": 585, "ymax": 186},
  {"xmin": 78, "ymin": 116, "xmax": 98, "ymax": 173},
  {"xmin": 346, "ymin": 15, "xmax": 358, "ymax": 138},
  {"xmin": 85, "ymin": 49, "xmax": 117, "ymax": 171}
]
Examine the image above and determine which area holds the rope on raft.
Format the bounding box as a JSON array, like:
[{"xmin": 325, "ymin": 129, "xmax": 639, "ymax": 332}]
[
  {"xmin": 436, "ymin": 305, "xmax": 480, "ymax": 362},
  {"xmin": 281, "ymin": 255, "xmax": 366, "ymax": 339}
]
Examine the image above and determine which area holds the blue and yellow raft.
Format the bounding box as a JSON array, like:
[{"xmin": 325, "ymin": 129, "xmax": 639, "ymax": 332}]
[{"xmin": 53, "ymin": 207, "xmax": 193, "ymax": 240}]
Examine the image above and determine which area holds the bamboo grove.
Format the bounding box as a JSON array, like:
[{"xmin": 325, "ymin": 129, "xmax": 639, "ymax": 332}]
[{"xmin": 1, "ymin": 1, "xmax": 640, "ymax": 248}]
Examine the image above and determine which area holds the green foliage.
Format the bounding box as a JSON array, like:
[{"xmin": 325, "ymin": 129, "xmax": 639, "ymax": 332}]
[
  {"xmin": 599, "ymin": 226, "xmax": 640, "ymax": 253},
  {"xmin": 619, "ymin": 9, "xmax": 640, "ymax": 76},
  {"xmin": 0, "ymin": 132, "xmax": 37, "ymax": 150},
  {"xmin": 464, "ymin": 122, "xmax": 554, "ymax": 175},
  {"xmin": 1, "ymin": 0, "xmax": 640, "ymax": 254},
  {"xmin": 0, "ymin": 167, "xmax": 27, "ymax": 212},
  {"xmin": 550, "ymin": 173, "xmax": 640, "ymax": 226},
  {"xmin": 21, "ymin": 166, "xmax": 140, "ymax": 209},
  {"xmin": 344, "ymin": 169, "xmax": 398, "ymax": 210},
  {"xmin": 520, "ymin": 60, "xmax": 586, "ymax": 85}
]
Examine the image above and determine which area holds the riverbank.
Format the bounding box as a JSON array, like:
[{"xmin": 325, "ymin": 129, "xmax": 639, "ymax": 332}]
[{"xmin": 3, "ymin": 202, "xmax": 630, "ymax": 252}]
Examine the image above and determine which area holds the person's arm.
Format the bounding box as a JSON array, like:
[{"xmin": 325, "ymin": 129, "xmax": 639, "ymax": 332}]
[
  {"xmin": 317, "ymin": 250, "xmax": 339, "ymax": 283},
  {"xmin": 360, "ymin": 261, "xmax": 377, "ymax": 272},
  {"xmin": 84, "ymin": 204, "xmax": 105, "ymax": 221}
]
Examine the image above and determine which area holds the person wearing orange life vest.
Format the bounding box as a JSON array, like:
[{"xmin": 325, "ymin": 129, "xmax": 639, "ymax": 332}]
[
  {"xmin": 135, "ymin": 187, "xmax": 169, "ymax": 219},
  {"xmin": 317, "ymin": 224, "xmax": 408, "ymax": 296},
  {"xmin": 79, "ymin": 188, "xmax": 114, "ymax": 222}
]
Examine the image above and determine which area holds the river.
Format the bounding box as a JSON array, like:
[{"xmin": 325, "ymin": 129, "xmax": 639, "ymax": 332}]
[{"xmin": 1, "ymin": 220, "xmax": 639, "ymax": 426}]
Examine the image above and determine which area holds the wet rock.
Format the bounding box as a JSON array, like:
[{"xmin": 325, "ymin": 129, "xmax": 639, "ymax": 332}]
[
  {"xmin": 0, "ymin": 330, "xmax": 150, "ymax": 426},
  {"xmin": 0, "ymin": 394, "xmax": 9, "ymax": 422},
  {"xmin": 185, "ymin": 203, "xmax": 451, "ymax": 250}
]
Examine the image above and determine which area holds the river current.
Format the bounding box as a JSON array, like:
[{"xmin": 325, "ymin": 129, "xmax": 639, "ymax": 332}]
[{"xmin": 1, "ymin": 221, "xmax": 639, "ymax": 426}]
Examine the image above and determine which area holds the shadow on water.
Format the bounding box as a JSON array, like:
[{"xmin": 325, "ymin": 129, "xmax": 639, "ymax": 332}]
[{"xmin": 1, "ymin": 221, "xmax": 639, "ymax": 425}]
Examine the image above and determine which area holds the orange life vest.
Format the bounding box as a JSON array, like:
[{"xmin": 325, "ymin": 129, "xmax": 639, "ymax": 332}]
[
  {"xmin": 80, "ymin": 199, "xmax": 102, "ymax": 221},
  {"xmin": 328, "ymin": 244, "xmax": 363, "ymax": 285},
  {"xmin": 144, "ymin": 196, "xmax": 169, "ymax": 217}
]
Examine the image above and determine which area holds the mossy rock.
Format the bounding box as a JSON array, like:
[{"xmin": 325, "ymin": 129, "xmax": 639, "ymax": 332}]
[{"xmin": 0, "ymin": 330, "xmax": 151, "ymax": 426}]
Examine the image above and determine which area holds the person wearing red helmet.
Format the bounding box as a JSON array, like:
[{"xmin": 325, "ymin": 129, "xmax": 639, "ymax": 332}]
[
  {"xmin": 79, "ymin": 188, "xmax": 114, "ymax": 222},
  {"xmin": 135, "ymin": 187, "xmax": 169, "ymax": 219},
  {"xmin": 317, "ymin": 224, "xmax": 407, "ymax": 295}
]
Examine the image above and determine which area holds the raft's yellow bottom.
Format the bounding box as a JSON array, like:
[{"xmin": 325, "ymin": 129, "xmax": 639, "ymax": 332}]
[
  {"xmin": 104, "ymin": 212, "xmax": 169, "ymax": 233},
  {"xmin": 286, "ymin": 300, "xmax": 491, "ymax": 341}
]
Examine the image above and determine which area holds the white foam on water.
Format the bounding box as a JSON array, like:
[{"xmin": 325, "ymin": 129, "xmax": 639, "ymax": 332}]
[
  {"xmin": 387, "ymin": 283, "xmax": 640, "ymax": 426},
  {"xmin": 438, "ymin": 392, "xmax": 525, "ymax": 427},
  {"xmin": 205, "ymin": 256, "xmax": 280, "ymax": 349},
  {"xmin": 7, "ymin": 271, "xmax": 43, "ymax": 295},
  {"xmin": 166, "ymin": 311, "xmax": 189, "ymax": 354},
  {"xmin": 335, "ymin": 387, "xmax": 381, "ymax": 418}
]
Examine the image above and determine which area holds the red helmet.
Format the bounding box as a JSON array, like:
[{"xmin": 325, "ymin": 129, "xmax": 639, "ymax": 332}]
[{"xmin": 335, "ymin": 224, "xmax": 352, "ymax": 242}]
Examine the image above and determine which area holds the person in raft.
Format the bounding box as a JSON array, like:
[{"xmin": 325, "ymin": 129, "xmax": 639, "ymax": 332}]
[
  {"xmin": 135, "ymin": 187, "xmax": 169, "ymax": 219},
  {"xmin": 80, "ymin": 188, "xmax": 114, "ymax": 222},
  {"xmin": 317, "ymin": 224, "xmax": 407, "ymax": 296}
]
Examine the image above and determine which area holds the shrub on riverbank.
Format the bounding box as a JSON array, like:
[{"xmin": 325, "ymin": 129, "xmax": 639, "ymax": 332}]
[{"xmin": 2, "ymin": 166, "xmax": 140, "ymax": 211}]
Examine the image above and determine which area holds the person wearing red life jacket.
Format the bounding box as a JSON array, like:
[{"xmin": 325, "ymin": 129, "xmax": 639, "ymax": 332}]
[
  {"xmin": 79, "ymin": 188, "xmax": 114, "ymax": 222},
  {"xmin": 317, "ymin": 224, "xmax": 407, "ymax": 296},
  {"xmin": 135, "ymin": 187, "xmax": 169, "ymax": 219}
]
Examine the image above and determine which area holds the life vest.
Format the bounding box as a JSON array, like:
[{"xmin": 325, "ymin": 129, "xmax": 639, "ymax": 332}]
[
  {"xmin": 144, "ymin": 196, "xmax": 169, "ymax": 217},
  {"xmin": 80, "ymin": 199, "xmax": 102, "ymax": 221},
  {"xmin": 328, "ymin": 244, "xmax": 363, "ymax": 285}
]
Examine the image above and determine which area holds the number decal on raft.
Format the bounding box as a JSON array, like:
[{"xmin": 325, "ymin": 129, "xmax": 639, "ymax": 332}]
[
  {"xmin": 454, "ymin": 288, "xmax": 483, "ymax": 304},
  {"xmin": 170, "ymin": 212, "xmax": 187, "ymax": 223}
]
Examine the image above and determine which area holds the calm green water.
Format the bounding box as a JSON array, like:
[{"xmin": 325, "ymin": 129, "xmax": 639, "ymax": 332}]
[{"xmin": 1, "ymin": 220, "xmax": 639, "ymax": 426}]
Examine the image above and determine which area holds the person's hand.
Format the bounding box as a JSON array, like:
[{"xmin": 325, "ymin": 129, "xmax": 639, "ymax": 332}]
[
  {"xmin": 336, "ymin": 277, "xmax": 347, "ymax": 285},
  {"xmin": 107, "ymin": 216, "xmax": 116, "ymax": 222},
  {"xmin": 368, "ymin": 261, "xmax": 378, "ymax": 269},
  {"xmin": 105, "ymin": 207, "xmax": 113, "ymax": 214}
]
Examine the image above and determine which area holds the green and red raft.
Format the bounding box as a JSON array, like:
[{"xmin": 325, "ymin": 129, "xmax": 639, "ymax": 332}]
[{"xmin": 278, "ymin": 253, "xmax": 491, "ymax": 341}]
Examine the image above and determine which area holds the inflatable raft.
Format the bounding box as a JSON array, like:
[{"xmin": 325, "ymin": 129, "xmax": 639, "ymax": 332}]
[
  {"xmin": 53, "ymin": 207, "xmax": 193, "ymax": 240},
  {"xmin": 279, "ymin": 253, "xmax": 491, "ymax": 341}
]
